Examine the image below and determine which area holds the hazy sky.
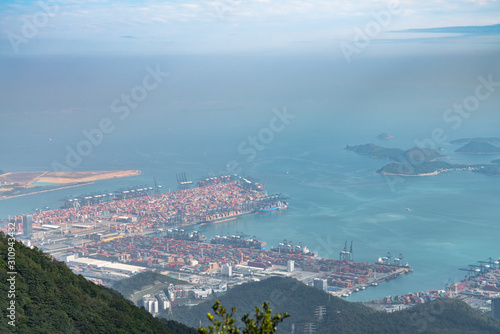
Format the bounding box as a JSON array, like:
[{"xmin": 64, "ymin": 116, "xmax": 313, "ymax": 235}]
[
  {"xmin": 1, "ymin": 0, "xmax": 499, "ymax": 160},
  {"xmin": 1, "ymin": 0, "xmax": 499, "ymax": 56}
]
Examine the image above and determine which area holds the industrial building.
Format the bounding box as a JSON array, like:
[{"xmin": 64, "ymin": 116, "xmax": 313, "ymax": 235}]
[
  {"xmin": 221, "ymin": 263, "xmax": 232, "ymax": 277},
  {"xmin": 313, "ymin": 278, "xmax": 327, "ymax": 291},
  {"xmin": 142, "ymin": 294, "xmax": 158, "ymax": 314},
  {"xmin": 156, "ymin": 291, "xmax": 171, "ymax": 311},
  {"xmin": 68, "ymin": 257, "xmax": 146, "ymax": 275},
  {"xmin": 23, "ymin": 214, "xmax": 32, "ymax": 238}
]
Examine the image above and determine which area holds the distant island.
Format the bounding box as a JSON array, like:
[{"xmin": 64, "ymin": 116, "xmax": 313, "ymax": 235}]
[
  {"xmin": 450, "ymin": 137, "xmax": 500, "ymax": 145},
  {"xmin": 377, "ymin": 161, "xmax": 470, "ymax": 177},
  {"xmin": 345, "ymin": 143, "xmax": 445, "ymax": 162},
  {"xmin": 377, "ymin": 132, "xmax": 395, "ymax": 140},
  {"xmin": 0, "ymin": 170, "xmax": 141, "ymax": 200},
  {"xmin": 455, "ymin": 141, "xmax": 500, "ymax": 155},
  {"xmin": 347, "ymin": 143, "xmax": 500, "ymax": 177}
]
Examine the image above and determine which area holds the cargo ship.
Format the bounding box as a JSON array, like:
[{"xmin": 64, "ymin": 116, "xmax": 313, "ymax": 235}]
[
  {"xmin": 270, "ymin": 240, "xmax": 316, "ymax": 256},
  {"xmin": 376, "ymin": 253, "xmax": 410, "ymax": 268},
  {"xmin": 210, "ymin": 234, "xmax": 267, "ymax": 250},
  {"xmin": 163, "ymin": 228, "xmax": 206, "ymax": 242},
  {"xmin": 201, "ymin": 210, "xmax": 244, "ymax": 225},
  {"xmin": 255, "ymin": 201, "xmax": 288, "ymax": 213}
]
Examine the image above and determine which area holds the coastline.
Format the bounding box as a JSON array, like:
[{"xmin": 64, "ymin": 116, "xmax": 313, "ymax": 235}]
[
  {"xmin": 35, "ymin": 170, "xmax": 142, "ymax": 184},
  {"xmin": 0, "ymin": 182, "xmax": 95, "ymax": 201},
  {"xmin": 378, "ymin": 171, "xmax": 443, "ymax": 177},
  {"xmin": 456, "ymin": 152, "xmax": 500, "ymax": 155},
  {"xmin": 0, "ymin": 170, "xmax": 141, "ymax": 201}
]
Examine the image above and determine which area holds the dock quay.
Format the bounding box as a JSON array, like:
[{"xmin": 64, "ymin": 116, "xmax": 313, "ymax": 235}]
[
  {"xmin": 362, "ymin": 257, "xmax": 500, "ymax": 314},
  {"xmin": 2, "ymin": 173, "xmax": 414, "ymax": 305}
]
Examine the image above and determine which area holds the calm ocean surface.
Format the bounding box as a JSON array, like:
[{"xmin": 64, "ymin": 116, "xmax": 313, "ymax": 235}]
[{"xmin": 1, "ymin": 107, "xmax": 499, "ymax": 302}]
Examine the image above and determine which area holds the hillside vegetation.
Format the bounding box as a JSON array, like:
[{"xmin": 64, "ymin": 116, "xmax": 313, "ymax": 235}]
[
  {"xmin": 112, "ymin": 270, "xmax": 187, "ymax": 301},
  {"xmin": 167, "ymin": 276, "xmax": 500, "ymax": 334},
  {"xmin": 0, "ymin": 233, "xmax": 196, "ymax": 334}
]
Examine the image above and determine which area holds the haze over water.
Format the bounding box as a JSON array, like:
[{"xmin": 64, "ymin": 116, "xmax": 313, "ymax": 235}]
[{"xmin": 1, "ymin": 53, "xmax": 500, "ymax": 301}]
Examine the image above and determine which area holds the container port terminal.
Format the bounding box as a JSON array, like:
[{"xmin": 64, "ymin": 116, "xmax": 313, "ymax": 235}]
[
  {"xmin": 2, "ymin": 173, "xmax": 413, "ymax": 311},
  {"xmin": 362, "ymin": 257, "xmax": 500, "ymax": 314}
]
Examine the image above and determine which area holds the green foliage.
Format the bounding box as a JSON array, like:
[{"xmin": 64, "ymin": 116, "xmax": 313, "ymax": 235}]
[
  {"xmin": 198, "ymin": 300, "xmax": 289, "ymax": 334},
  {"xmin": 0, "ymin": 233, "xmax": 197, "ymax": 334},
  {"xmin": 112, "ymin": 270, "xmax": 186, "ymax": 299},
  {"xmin": 169, "ymin": 276, "xmax": 500, "ymax": 334}
]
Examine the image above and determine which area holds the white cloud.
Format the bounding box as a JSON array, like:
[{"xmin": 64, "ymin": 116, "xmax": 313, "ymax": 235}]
[{"xmin": 0, "ymin": 0, "xmax": 498, "ymax": 54}]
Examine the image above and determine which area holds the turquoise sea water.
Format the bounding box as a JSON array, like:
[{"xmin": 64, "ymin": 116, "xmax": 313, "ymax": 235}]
[
  {"xmin": 1, "ymin": 54, "xmax": 499, "ymax": 302},
  {"xmin": 1, "ymin": 113, "xmax": 499, "ymax": 302},
  {"xmin": 32, "ymin": 182, "xmax": 60, "ymax": 186}
]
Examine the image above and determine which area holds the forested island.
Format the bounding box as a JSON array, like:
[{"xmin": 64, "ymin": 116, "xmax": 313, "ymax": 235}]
[
  {"xmin": 345, "ymin": 143, "xmax": 444, "ymax": 162},
  {"xmin": 347, "ymin": 143, "xmax": 500, "ymax": 176},
  {"xmin": 455, "ymin": 141, "xmax": 500, "ymax": 155},
  {"xmin": 450, "ymin": 137, "xmax": 500, "ymax": 145},
  {"xmin": 377, "ymin": 161, "xmax": 470, "ymax": 176}
]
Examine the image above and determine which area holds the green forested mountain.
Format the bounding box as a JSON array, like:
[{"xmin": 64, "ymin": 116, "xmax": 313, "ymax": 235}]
[
  {"xmin": 0, "ymin": 233, "xmax": 196, "ymax": 334},
  {"xmin": 166, "ymin": 276, "xmax": 500, "ymax": 334}
]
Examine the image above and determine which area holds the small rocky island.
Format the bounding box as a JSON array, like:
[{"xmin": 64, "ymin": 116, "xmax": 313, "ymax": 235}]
[{"xmin": 377, "ymin": 132, "xmax": 395, "ymax": 140}]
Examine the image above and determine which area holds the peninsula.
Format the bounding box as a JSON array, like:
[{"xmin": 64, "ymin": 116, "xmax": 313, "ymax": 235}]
[{"xmin": 0, "ymin": 170, "xmax": 141, "ymax": 200}]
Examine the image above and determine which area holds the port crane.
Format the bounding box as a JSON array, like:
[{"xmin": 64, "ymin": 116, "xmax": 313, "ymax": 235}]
[
  {"xmin": 339, "ymin": 241, "xmax": 353, "ymax": 261},
  {"xmin": 153, "ymin": 177, "xmax": 162, "ymax": 194},
  {"xmin": 459, "ymin": 264, "xmax": 484, "ymax": 279},
  {"xmin": 393, "ymin": 253, "xmax": 404, "ymax": 266},
  {"xmin": 380, "ymin": 252, "xmax": 393, "ymax": 265},
  {"xmin": 176, "ymin": 172, "xmax": 193, "ymax": 190}
]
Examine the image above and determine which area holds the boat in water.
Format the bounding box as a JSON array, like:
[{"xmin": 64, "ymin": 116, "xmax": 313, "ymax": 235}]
[
  {"xmin": 256, "ymin": 201, "xmax": 288, "ymax": 213},
  {"xmin": 163, "ymin": 228, "xmax": 206, "ymax": 242},
  {"xmin": 270, "ymin": 239, "xmax": 316, "ymax": 256},
  {"xmin": 210, "ymin": 234, "xmax": 267, "ymax": 250}
]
